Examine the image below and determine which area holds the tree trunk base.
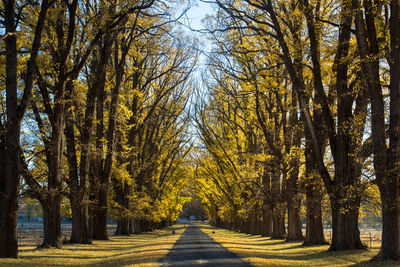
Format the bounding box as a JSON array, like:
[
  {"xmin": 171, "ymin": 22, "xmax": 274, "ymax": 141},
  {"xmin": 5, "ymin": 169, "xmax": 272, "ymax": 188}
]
[
  {"xmin": 38, "ymin": 241, "xmax": 62, "ymax": 249},
  {"xmin": 302, "ymin": 240, "xmax": 329, "ymax": 246}
]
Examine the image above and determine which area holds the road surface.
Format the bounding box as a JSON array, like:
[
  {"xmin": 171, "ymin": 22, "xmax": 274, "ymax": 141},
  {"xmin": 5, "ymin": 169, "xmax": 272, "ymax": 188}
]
[{"xmin": 159, "ymin": 224, "xmax": 252, "ymax": 267}]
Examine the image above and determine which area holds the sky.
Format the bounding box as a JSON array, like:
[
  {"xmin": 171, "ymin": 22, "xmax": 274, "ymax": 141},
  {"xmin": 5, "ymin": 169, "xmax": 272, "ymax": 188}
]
[
  {"xmin": 177, "ymin": 0, "xmax": 216, "ymax": 143},
  {"xmin": 185, "ymin": 0, "xmax": 215, "ymax": 32},
  {"xmin": 178, "ymin": 0, "xmax": 216, "ymax": 87}
]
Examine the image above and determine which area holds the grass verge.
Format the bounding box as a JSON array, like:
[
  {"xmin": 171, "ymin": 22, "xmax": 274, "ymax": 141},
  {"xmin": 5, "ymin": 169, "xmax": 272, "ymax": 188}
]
[
  {"xmin": 0, "ymin": 224, "xmax": 184, "ymax": 267},
  {"xmin": 201, "ymin": 224, "xmax": 398, "ymax": 267}
]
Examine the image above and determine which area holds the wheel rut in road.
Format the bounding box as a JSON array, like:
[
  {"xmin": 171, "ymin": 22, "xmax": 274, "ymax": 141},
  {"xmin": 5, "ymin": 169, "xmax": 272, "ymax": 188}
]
[{"xmin": 159, "ymin": 224, "xmax": 252, "ymax": 267}]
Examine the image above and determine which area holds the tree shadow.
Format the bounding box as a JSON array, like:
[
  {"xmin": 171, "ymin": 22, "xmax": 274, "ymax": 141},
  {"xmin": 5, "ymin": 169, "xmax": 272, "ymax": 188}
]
[{"xmin": 159, "ymin": 225, "xmax": 253, "ymax": 266}]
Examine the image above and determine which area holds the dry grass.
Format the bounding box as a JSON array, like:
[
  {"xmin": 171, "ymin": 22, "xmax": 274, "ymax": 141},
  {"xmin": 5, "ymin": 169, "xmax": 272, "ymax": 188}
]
[
  {"xmin": 323, "ymin": 229, "xmax": 382, "ymax": 249},
  {"xmin": 0, "ymin": 224, "xmax": 184, "ymax": 266},
  {"xmin": 201, "ymin": 224, "xmax": 399, "ymax": 267},
  {"xmin": 2, "ymin": 223, "xmax": 397, "ymax": 267}
]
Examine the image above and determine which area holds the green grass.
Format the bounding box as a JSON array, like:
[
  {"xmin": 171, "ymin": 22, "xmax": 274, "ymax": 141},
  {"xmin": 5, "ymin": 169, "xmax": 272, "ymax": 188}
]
[
  {"xmin": 0, "ymin": 224, "xmax": 184, "ymax": 266},
  {"xmin": 201, "ymin": 224, "xmax": 399, "ymax": 267}
]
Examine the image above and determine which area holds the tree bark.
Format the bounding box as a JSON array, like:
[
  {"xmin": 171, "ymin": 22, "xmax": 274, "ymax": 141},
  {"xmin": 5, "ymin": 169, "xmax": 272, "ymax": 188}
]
[
  {"xmin": 286, "ymin": 197, "xmax": 303, "ymax": 241},
  {"xmin": 301, "ymin": 0, "xmax": 365, "ymax": 250},
  {"xmin": 303, "ymin": 129, "xmax": 326, "ymax": 245},
  {"xmin": 329, "ymin": 197, "xmax": 364, "ymax": 250},
  {"xmin": 40, "ymin": 196, "xmax": 62, "ymax": 248},
  {"xmin": 271, "ymin": 206, "xmax": 286, "ymax": 239},
  {"xmin": 114, "ymin": 178, "xmax": 132, "ymax": 235},
  {"xmin": 69, "ymin": 196, "xmax": 90, "ymax": 244},
  {"xmin": 377, "ymin": 0, "xmax": 400, "ymax": 260},
  {"xmin": 304, "ymin": 188, "xmax": 326, "ymax": 245},
  {"xmin": 0, "ymin": 0, "xmax": 50, "ymax": 257},
  {"xmin": 261, "ymin": 202, "xmax": 273, "ymax": 237},
  {"xmin": 352, "ymin": 0, "xmax": 400, "ymax": 258},
  {"xmin": 0, "ymin": 0, "xmax": 19, "ymax": 256},
  {"xmin": 90, "ymin": 34, "xmax": 113, "ymax": 240},
  {"xmin": 116, "ymin": 219, "xmax": 130, "ymax": 235}
]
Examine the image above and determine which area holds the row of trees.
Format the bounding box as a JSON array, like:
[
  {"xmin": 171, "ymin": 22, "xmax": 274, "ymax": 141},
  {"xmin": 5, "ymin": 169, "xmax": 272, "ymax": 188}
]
[
  {"xmin": 193, "ymin": 0, "xmax": 400, "ymax": 261},
  {"xmin": 0, "ymin": 0, "xmax": 196, "ymax": 258}
]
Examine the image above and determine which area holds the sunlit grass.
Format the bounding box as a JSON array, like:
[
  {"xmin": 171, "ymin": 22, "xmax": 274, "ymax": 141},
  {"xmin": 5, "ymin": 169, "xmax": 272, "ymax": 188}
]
[
  {"xmin": 0, "ymin": 224, "xmax": 184, "ymax": 266},
  {"xmin": 201, "ymin": 224, "xmax": 398, "ymax": 267}
]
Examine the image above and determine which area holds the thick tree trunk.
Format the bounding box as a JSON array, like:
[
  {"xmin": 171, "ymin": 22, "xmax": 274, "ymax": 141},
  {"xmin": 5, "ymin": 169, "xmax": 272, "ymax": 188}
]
[
  {"xmin": 303, "ymin": 139, "xmax": 326, "ymax": 245},
  {"xmin": 0, "ymin": 152, "xmax": 19, "ymax": 258},
  {"xmin": 92, "ymin": 185, "xmax": 108, "ymax": 240},
  {"xmin": 304, "ymin": 187, "xmax": 326, "ymax": 245},
  {"xmin": 271, "ymin": 206, "xmax": 286, "ymax": 239},
  {"xmin": 352, "ymin": 0, "xmax": 400, "ymax": 260},
  {"xmin": 376, "ymin": 0, "xmax": 400, "ymax": 260},
  {"xmin": 116, "ymin": 218, "xmax": 130, "ymax": 235},
  {"xmin": 271, "ymin": 166, "xmax": 285, "ymax": 239},
  {"xmin": 377, "ymin": 174, "xmax": 400, "ymax": 259},
  {"xmin": 41, "ymin": 81, "xmax": 65, "ymax": 247},
  {"xmin": 70, "ymin": 200, "xmax": 82, "ymax": 243},
  {"xmin": 70, "ymin": 199, "xmax": 91, "ymax": 244},
  {"xmin": 0, "ymin": 0, "xmax": 20, "ymax": 257},
  {"xmin": 0, "ymin": 0, "xmax": 49, "ymax": 257},
  {"xmin": 91, "ymin": 34, "xmax": 114, "ymax": 240},
  {"xmin": 329, "ymin": 195, "xmax": 364, "ymax": 250},
  {"xmin": 41, "ymin": 197, "xmax": 62, "ymax": 248},
  {"xmin": 286, "ymin": 161, "xmax": 303, "ymax": 241},
  {"xmin": 261, "ymin": 203, "xmax": 273, "ymax": 237},
  {"xmin": 286, "ymin": 198, "xmax": 303, "ymax": 241},
  {"xmin": 0, "ymin": 125, "xmax": 20, "ymax": 258},
  {"xmin": 114, "ymin": 178, "xmax": 131, "ymax": 235}
]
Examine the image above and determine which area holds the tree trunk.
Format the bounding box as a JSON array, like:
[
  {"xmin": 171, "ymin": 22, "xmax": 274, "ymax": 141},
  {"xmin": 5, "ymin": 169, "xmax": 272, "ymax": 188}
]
[
  {"xmin": 91, "ymin": 33, "xmax": 114, "ymax": 240},
  {"xmin": 352, "ymin": 0, "xmax": 400, "ymax": 259},
  {"xmin": 41, "ymin": 197, "xmax": 62, "ymax": 248},
  {"xmin": 376, "ymin": 0, "xmax": 400, "ymax": 260},
  {"xmin": 114, "ymin": 178, "xmax": 131, "ymax": 235},
  {"xmin": 116, "ymin": 218, "xmax": 130, "ymax": 235},
  {"xmin": 130, "ymin": 219, "xmax": 136, "ymax": 233},
  {"xmin": 239, "ymin": 219, "xmax": 244, "ymax": 233},
  {"xmin": 271, "ymin": 206, "xmax": 286, "ymax": 239},
  {"xmin": 92, "ymin": 186, "xmax": 108, "ymax": 239},
  {"xmin": 261, "ymin": 203, "xmax": 273, "ymax": 237},
  {"xmin": 251, "ymin": 208, "xmax": 258, "ymax": 235},
  {"xmin": 0, "ymin": 124, "xmax": 20, "ymax": 258},
  {"xmin": 286, "ymin": 160, "xmax": 303, "ymax": 241},
  {"xmin": 329, "ymin": 195, "xmax": 364, "ymax": 250},
  {"xmin": 378, "ymin": 182, "xmax": 400, "ymax": 259},
  {"xmin": 0, "ymin": 0, "xmax": 50, "ymax": 257},
  {"xmin": 0, "ymin": 0, "xmax": 20, "ymax": 257},
  {"xmin": 304, "ymin": 186, "xmax": 326, "ymax": 245},
  {"xmin": 303, "ymin": 138, "xmax": 326, "ymax": 245},
  {"xmin": 70, "ymin": 200, "xmax": 81, "ymax": 243},
  {"xmin": 286, "ymin": 198, "xmax": 303, "ymax": 241},
  {"xmin": 70, "ymin": 198, "xmax": 91, "ymax": 244},
  {"xmin": 0, "ymin": 145, "xmax": 19, "ymax": 257}
]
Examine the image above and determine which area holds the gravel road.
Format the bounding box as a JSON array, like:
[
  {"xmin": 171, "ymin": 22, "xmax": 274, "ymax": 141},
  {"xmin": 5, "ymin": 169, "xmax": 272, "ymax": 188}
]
[{"xmin": 159, "ymin": 224, "xmax": 252, "ymax": 267}]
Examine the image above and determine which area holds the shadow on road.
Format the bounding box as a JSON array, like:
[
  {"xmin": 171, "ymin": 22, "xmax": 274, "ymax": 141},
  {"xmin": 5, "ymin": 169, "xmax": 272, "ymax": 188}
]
[{"xmin": 159, "ymin": 224, "xmax": 252, "ymax": 267}]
